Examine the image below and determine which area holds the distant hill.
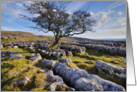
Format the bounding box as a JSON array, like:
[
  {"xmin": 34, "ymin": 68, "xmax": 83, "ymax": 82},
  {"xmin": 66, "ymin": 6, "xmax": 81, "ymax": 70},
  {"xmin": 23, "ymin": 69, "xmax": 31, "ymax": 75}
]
[
  {"xmin": 65, "ymin": 36, "xmax": 126, "ymax": 42},
  {"xmin": 1, "ymin": 31, "xmax": 35, "ymax": 37}
]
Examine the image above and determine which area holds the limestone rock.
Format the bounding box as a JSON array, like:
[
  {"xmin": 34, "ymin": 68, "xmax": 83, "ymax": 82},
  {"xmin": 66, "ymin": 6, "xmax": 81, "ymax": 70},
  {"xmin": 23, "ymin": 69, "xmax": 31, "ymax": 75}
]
[
  {"xmin": 75, "ymin": 77, "xmax": 103, "ymax": 91},
  {"xmin": 96, "ymin": 60, "xmax": 126, "ymax": 78},
  {"xmin": 70, "ymin": 69, "xmax": 89, "ymax": 86},
  {"xmin": 59, "ymin": 58, "xmax": 72, "ymax": 64},
  {"xmin": 13, "ymin": 46, "xmax": 18, "ymax": 49},
  {"xmin": 66, "ymin": 50, "xmax": 73, "ymax": 56},
  {"xmin": 29, "ymin": 53, "xmax": 42, "ymax": 62},
  {"xmin": 11, "ymin": 54, "xmax": 23, "ymax": 60},
  {"xmin": 21, "ymin": 77, "xmax": 30, "ymax": 86}
]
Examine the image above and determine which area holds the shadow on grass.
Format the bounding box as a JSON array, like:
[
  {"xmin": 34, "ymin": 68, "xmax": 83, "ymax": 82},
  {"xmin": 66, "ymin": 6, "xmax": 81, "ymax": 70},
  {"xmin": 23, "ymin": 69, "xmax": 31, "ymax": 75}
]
[
  {"xmin": 1, "ymin": 67, "xmax": 31, "ymax": 89},
  {"xmin": 1, "ymin": 57, "xmax": 12, "ymax": 62},
  {"xmin": 34, "ymin": 61, "xmax": 46, "ymax": 69},
  {"xmin": 1, "ymin": 77, "xmax": 15, "ymax": 88}
]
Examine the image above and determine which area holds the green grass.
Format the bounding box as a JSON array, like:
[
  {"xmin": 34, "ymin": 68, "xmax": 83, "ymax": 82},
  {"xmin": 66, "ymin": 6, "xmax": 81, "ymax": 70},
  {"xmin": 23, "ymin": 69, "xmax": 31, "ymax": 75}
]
[
  {"xmin": 1, "ymin": 48, "xmax": 34, "ymax": 56},
  {"xmin": 1, "ymin": 31, "xmax": 35, "ymax": 37},
  {"xmin": 1, "ymin": 47, "xmax": 49, "ymax": 91}
]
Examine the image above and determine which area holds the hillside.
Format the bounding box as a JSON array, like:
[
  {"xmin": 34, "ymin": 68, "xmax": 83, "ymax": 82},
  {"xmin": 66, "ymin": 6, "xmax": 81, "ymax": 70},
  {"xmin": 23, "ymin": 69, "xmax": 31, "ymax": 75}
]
[
  {"xmin": 1, "ymin": 31, "xmax": 76, "ymax": 43},
  {"xmin": 1, "ymin": 31, "xmax": 35, "ymax": 37}
]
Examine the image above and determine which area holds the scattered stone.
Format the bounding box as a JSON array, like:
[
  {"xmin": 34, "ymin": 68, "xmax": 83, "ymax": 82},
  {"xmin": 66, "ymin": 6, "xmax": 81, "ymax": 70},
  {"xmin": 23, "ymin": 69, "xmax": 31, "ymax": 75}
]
[
  {"xmin": 1, "ymin": 45, "xmax": 3, "ymax": 49},
  {"xmin": 13, "ymin": 46, "xmax": 18, "ymax": 49},
  {"xmin": 47, "ymin": 82, "xmax": 61, "ymax": 91},
  {"xmin": 41, "ymin": 59, "xmax": 57, "ymax": 69},
  {"xmin": 13, "ymin": 79, "xmax": 22, "ymax": 87},
  {"xmin": 13, "ymin": 77, "xmax": 29, "ymax": 87},
  {"xmin": 21, "ymin": 77, "xmax": 30, "ymax": 86},
  {"xmin": 60, "ymin": 45, "xmax": 86, "ymax": 53},
  {"xmin": 66, "ymin": 50, "xmax": 73, "ymax": 56},
  {"xmin": 29, "ymin": 53, "xmax": 42, "ymax": 62},
  {"xmin": 37, "ymin": 70, "xmax": 45, "ymax": 73},
  {"xmin": 11, "ymin": 54, "xmax": 23, "ymax": 60},
  {"xmin": 31, "ymin": 67, "xmax": 35, "ymax": 69},
  {"xmin": 59, "ymin": 58, "xmax": 72, "ymax": 64},
  {"xmin": 1, "ymin": 53, "xmax": 6, "ymax": 58}
]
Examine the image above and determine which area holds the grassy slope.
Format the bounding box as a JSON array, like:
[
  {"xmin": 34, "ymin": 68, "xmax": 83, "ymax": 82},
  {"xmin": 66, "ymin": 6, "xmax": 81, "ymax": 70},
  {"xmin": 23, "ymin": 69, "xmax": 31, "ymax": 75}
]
[
  {"xmin": 1, "ymin": 31, "xmax": 35, "ymax": 37},
  {"xmin": 1, "ymin": 31, "xmax": 76, "ymax": 43}
]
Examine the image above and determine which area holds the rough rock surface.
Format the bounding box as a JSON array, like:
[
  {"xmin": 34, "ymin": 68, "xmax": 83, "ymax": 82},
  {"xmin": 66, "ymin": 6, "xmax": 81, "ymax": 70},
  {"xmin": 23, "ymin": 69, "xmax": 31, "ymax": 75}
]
[
  {"xmin": 75, "ymin": 77, "xmax": 103, "ymax": 91},
  {"xmin": 96, "ymin": 60, "xmax": 126, "ymax": 78},
  {"xmin": 11, "ymin": 54, "xmax": 23, "ymax": 60},
  {"xmin": 1, "ymin": 51, "xmax": 13, "ymax": 58},
  {"xmin": 59, "ymin": 58, "xmax": 72, "ymax": 64},
  {"xmin": 29, "ymin": 53, "xmax": 42, "ymax": 62},
  {"xmin": 60, "ymin": 45, "xmax": 86, "ymax": 53},
  {"xmin": 66, "ymin": 50, "xmax": 73, "ymax": 56},
  {"xmin": 13, "ymin": 46, "xmax": 18, "ymax": 49},
  {"xmin": 41, "ymin": 59, "xmax": 125, "ymax": 91}
]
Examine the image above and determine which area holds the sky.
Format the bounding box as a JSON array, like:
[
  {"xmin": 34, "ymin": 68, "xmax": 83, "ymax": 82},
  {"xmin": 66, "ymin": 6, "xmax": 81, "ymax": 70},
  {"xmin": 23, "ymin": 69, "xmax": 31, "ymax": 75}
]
[{"xmin": 1, "ymin": 1, "xmax": 127, "ymax": 39}]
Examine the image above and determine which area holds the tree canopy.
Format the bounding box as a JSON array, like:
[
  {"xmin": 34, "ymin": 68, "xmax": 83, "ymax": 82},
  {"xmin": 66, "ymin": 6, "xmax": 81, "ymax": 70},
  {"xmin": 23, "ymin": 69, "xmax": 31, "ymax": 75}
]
[{"xmin": 20, "ymin": 1, "xmax": 95, "ymax": 45}]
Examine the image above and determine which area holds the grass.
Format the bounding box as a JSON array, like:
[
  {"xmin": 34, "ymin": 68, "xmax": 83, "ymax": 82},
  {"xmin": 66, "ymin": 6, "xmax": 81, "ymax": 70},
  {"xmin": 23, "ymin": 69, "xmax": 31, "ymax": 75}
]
[
  {"xmin": 1, "ymin": 57, "xmax": 49, "ymax": 91},
  {"xmin": 1, "ymin": 31, "xmax": 35, "ymax": 37},
  {"xmin": 1, "ymin": 47, "xmax": 49, "ymax": 91},
  {"xmin": 1, "ymin": 48, "xmax": 33, "ymax": 56}
]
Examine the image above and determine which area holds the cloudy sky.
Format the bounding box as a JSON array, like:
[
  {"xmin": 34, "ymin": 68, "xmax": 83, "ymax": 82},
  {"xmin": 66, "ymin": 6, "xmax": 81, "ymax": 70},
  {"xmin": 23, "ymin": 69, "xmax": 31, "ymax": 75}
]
[{"xmin": 1, "ymin": 1, "xmax": 126, "ymax": 39}]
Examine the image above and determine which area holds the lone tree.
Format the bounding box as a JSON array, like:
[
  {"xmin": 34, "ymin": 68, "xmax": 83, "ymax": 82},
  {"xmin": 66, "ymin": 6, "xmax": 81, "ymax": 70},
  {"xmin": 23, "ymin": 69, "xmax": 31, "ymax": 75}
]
[{"xmin": 21, "ymin": 1, "xmax": 95, "ymax": 47}]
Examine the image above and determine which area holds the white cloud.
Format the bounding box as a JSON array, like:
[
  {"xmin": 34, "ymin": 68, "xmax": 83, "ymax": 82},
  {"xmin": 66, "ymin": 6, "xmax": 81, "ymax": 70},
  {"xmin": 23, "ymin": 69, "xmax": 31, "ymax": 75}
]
[
  {"xmin": 1, "ymin": 1, "xmax": 37, "ymax": 18},
  {"xmin": 1, "ymin": 1, "xmax": 26, "ymax": 18},
  {"xmin": 75, "ymin": 10, "xmax": 126, "ymax": 39},
  {"xmin": 117, "ymin": 12, "xmax": 123, "ymax": 16},
  {"xmin": 89, "ymin": 11, "xmax": 112, "ymax": 28},
  {"xmin": 87, "ymin": 10, "xmax": 126, "ymax": 30},
  {"xmin": 1, "ymin": 27, "xmax": 14, "ymax": 31},
  {"xmin": 74, "ymin": 27, "xmax": 126, "ymax": 39}
]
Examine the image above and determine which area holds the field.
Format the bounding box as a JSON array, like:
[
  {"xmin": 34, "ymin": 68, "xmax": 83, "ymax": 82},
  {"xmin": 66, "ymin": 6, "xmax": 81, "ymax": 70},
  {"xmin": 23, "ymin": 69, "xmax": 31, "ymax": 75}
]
[{"xmin": 1, "ymin": 31, "xmax": 126, "ymax": 91}]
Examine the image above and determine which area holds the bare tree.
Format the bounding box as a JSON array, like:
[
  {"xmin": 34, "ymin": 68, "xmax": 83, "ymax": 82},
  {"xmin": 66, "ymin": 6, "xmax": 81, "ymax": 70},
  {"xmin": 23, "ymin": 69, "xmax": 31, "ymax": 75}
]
[{"xmin": 20, "ymin": 1, "xmax": 95, "ymax": 47}]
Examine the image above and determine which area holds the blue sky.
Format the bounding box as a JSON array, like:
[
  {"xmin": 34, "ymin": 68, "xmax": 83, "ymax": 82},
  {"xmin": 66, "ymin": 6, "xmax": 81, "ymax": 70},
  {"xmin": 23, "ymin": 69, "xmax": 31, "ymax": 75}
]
[{"xmin": 1, "ymin": 1, "xmax": 126, "ymax": 39}]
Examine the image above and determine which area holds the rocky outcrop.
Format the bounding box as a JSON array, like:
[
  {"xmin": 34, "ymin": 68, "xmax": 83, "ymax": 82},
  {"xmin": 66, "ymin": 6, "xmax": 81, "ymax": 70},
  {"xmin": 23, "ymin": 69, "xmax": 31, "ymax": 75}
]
[
  {"xmin": 12, "ymin": 46, "xmax": 18, "ymax": 49},
  {"xmin": 60, "ymin": 45, "xmax": 86, "ymax": 53},
  {"xmin": 1, "ymin": 51, "xmax": 12, "ymax": 58},
  {"xmin": 75, "ymin": 77, "xmax": 103, "ymax": 91},
  {"xmin": 96, "ymin": 60, "xmax": 126, "ymax": 79},
  {"xmin": 38, "ymin": 49, "xmax": 66, "ymax": 58},
  {"xmin": 29, "ymin": 53, "xmax": 42, "ymax": 62},
  {"xmin": 61, "ymin": 41, "xmax": 126, "ymax": 56},
  {"xmin": 45, "ymin": 69, "xmax": 75, "ymax": 91},
  {"xmin": 14, "ymin": 77, "xmax": 30, "ymax": 87},
  {"xmin": 41, "ymin": 59, "xmax": 125, "ymax": 91},
  {"xmin": 65, "ymin": 50, "xmax": 73, "ymax": 56},
  {"xmin": 11, "ymin": 54, "xmax": 23, "ymax": 60},
  {"xmin": 59, "ymin": 58, "xmax": 72, "ymax": 65}
]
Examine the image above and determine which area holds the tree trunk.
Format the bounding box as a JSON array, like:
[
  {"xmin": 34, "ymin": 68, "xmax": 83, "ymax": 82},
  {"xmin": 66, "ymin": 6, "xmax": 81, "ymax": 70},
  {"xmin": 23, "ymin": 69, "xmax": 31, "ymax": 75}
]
[
  {"xmin": 55, "ymin": 37, "xmax": 60, "ymax": 45},
  {"xmin": 52, "ymin": 35, "xmax": 60, "ymax": 49}
]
